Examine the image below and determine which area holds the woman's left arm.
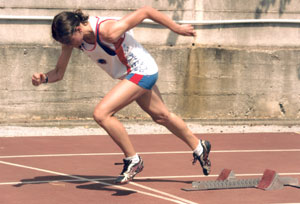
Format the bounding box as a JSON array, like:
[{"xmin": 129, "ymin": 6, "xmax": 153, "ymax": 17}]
[{"xmin": 100, "ymin": 6, "xmax": 196, "ymax": 43}]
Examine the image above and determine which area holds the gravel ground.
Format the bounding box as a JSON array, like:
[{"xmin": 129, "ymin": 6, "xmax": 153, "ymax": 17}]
[{"xmin": 1, "ymin": 121, "xmax": 299, "ymax": 137}]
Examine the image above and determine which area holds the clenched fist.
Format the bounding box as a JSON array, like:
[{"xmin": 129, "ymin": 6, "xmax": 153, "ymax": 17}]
[{"xmin": 32, "ymin": 73, "xmax": 47, "ymax": 86}]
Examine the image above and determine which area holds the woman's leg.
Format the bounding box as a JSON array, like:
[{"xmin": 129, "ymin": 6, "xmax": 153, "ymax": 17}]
[
  {"xmin": 93, "ymin": 79, "xmax": 148, "ymax": 157},
  {"xmin": 136, "ymin": 85, "xmax": 211, "ymax": 175},
  {"xmin": 135, "ymin": 85, "xmax": 199, "ymax": 150}
]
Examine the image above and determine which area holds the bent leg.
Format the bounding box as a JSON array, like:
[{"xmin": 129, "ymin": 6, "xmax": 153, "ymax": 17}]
[
  {"xmin": 93, "ymin": 79, "xmax": 148, "ymax": 157},
  {"xmin": 136, "ymin": 85, "xmax": 199, "ymax": 150}
]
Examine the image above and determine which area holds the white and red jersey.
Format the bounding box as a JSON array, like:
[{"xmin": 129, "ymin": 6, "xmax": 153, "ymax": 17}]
[{"xmin": 81, "ymin": 16, "xmax": 158, "ymax": 79}]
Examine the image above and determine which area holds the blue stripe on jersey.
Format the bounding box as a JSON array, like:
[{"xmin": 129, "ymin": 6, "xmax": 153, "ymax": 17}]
[{"xmin": 96, "ymin": 21, "xmax": 116, "ymax": 56}]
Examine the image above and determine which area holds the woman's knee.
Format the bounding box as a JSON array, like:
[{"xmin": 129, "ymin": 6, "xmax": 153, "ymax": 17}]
[
  {"xmin": 93, "ymin": 105, "xmax": 110, "ymax": 126},
  {"xmin": 152, "ymin": 112, "xmax": 172, "ymax": 125}
]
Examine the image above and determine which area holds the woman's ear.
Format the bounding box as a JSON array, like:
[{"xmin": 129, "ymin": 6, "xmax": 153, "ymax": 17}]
[{"xmin": 75, "ymin": 26, "xmax": 82, "ymax": 33}]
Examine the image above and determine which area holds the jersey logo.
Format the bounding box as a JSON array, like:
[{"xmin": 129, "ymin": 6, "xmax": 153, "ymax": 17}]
[{"xmin": 98, "ymin": 59, "xmax": 107, "ymax": 64}]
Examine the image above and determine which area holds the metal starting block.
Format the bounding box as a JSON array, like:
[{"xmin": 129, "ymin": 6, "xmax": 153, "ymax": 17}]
[{"xmin": 182, "ymin": 169, "xmax": 300, "ymax": 191}]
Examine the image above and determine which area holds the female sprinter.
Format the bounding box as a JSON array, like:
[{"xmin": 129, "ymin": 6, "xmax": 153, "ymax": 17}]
[{"xmin": 32, "ymin": 6, "xmax": 211, "ymax": 184}]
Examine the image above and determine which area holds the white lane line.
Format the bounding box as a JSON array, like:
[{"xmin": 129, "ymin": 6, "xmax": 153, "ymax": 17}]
[
  {"xmin": 2, "ymin": 172, "xmax": 300, "ymax": 186},
  {"xmin": 0, "ymin": 176, "xmax": 197, "ymax": 204},
  {"xmin": 137, "ymin": 172, "xmax": 300, "ymax": 179},
  {"xmin": 0, "ymin": 153, "xmax": 124, "ymax": 159},
  {"xmin": 1, "ymin": 149, "xmax": 300, "ymax": 159},
  {"xmin": 0, "ymin": 160, "xmax": 195, "ymax": 204},
  {"xmin": 0, "ymin": 178, "xmax": 115, "ymax": 186},
  {"xmin": 212, "ymin": 149, "xmax": 300, "ymax": 153},
  {"xmin": 0, "ymin": 177, "xmax": 198, "ymax": 204},
  {"xmin": 129, "ymin": 182, "xmax": 198, "ymax": 204}
]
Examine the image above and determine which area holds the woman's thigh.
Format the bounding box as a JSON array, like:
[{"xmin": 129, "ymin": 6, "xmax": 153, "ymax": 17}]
[
  {"xmin": 135, "ymin": 85, "xmax": 170, "ymax": 119},
  {"xmin": 95, "ymin": 79, "xmax": 148, "ymax": 117}
]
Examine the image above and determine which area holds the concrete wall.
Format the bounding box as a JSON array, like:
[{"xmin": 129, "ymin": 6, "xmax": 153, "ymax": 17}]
[
  {"xmin": 1, "ymin": 0, "xmax": 300, "ymax": 125},
  {"xmin": 1, "ymin": 0, "xmax": 300, "ymax": 47}
]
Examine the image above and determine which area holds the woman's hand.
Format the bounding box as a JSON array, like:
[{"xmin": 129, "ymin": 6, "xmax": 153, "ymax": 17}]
[
  {"xmin": 32, "ymin": 73, "xmax": 47, "ymax": 86},
  {"xmin": 174, "ymin": 24, "xmax": 196, "ymax": 37}
]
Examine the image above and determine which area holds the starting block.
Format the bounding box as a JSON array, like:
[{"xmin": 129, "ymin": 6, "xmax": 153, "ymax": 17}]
[{"xmin": 182, "ymin": 169, "xmax": 300, "ymax": 191}]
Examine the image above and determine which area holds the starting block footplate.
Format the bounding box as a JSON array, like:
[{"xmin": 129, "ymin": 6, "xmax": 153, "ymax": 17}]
[{"xmin": 182, "ymin": 169, "xmax": 300, "ymax": 191}]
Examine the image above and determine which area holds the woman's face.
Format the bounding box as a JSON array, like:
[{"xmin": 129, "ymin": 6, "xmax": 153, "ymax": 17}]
[{"xmin": 69, "ymin": 29, "xmax": 83, "ymax": 48}]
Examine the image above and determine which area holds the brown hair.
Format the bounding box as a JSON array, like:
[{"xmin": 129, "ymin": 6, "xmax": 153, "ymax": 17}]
[{"xmin": 51, "ymin": 9, "xmax": 89, "ymax": 44}]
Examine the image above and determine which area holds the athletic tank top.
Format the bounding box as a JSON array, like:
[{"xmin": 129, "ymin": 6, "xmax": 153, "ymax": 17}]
[{"xmin": 81, "ymin": 16, "xmax": 158, "ymax": 79}]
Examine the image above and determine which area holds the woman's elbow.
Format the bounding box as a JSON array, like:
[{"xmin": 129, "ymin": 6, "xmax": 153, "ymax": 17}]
[
  {"xmin": 55, "ymin": 70, "xmax": 65, "ymax": 82},
  {"xmin": 57, "ymin": 75, "xmax": 64, "ymax": 81},
  {"xmin": 139, "ymin": 6, "xmax": 154, "ymax": 16}
]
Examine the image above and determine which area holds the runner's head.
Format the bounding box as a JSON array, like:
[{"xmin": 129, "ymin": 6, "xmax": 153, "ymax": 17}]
[{"xmin": 51, "ymin": 10, "xmax": 89, "ymax": 45}]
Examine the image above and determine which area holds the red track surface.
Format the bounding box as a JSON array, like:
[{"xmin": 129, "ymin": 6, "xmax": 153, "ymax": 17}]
[{"xmin": 1, "ymin": 132, "xmax": 300, "ymax": 204}]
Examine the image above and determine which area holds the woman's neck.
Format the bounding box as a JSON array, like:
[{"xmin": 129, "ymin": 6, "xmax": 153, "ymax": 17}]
[{"xmin": 82, "ymin": 22, "xmax": 96, "ymax": 44}]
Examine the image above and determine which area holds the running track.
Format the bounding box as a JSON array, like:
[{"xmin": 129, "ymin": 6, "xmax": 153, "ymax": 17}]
[{"xmin": 1, "ymin": 132, "xmax": 300, "ymax": 204}]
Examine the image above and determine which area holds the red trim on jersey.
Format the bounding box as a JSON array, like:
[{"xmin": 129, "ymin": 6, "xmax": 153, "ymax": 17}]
[
  {"xmin": 114, "ymin": 38, "xmax": 131, "ymax": 74},
  {"xmin": 86, "ymin": 17, "xmax": 132, "ymax": 74}
]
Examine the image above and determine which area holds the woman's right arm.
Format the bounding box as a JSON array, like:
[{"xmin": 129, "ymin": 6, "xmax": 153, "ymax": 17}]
[{"xmin": 32, "ymin": 44, "xmax": 73, "ymax": 86}]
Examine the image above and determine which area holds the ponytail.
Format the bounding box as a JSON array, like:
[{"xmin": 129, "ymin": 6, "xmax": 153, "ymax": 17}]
[
  {"xmin": 73, "ymin": 9, "xmax": 89, "ymax": 23},
  {"xmin": 51, "ymin": 9, "xmax": 89, "ymax": 44}
]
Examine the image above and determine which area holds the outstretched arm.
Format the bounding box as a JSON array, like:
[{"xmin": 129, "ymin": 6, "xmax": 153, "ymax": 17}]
[
  {"xmin": 32, "ymin": 44, "xmax": 73, "ymax": 86},
  {"xmin": 101, "ymin": 6, "xmax": 196, "ymax": 43}
]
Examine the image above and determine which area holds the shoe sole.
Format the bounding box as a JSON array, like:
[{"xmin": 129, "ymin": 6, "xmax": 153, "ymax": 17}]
[
  {"xmin": 115, "ymin": 161, "xmax": 144, "ymax": 184},
  {"xmin": 200, "ymin": 140, "xmax": 211, "ymax": 175}
]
